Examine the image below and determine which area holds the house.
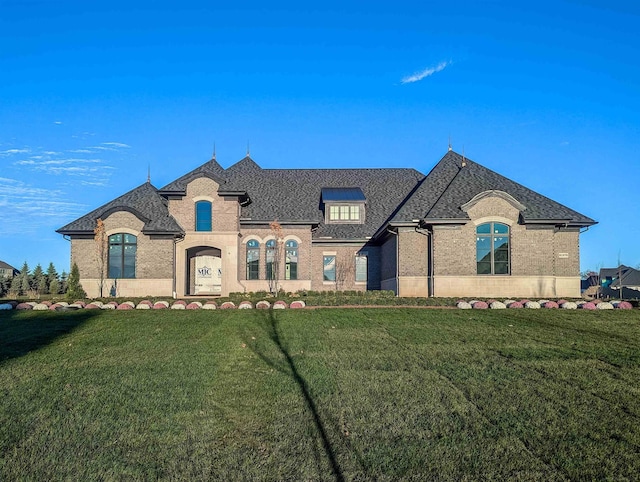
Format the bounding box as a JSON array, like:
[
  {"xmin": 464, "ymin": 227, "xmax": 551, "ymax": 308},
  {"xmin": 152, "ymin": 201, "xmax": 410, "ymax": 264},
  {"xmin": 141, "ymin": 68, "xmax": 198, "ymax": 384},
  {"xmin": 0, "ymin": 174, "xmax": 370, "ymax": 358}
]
[
  {"xmin": 57, "ymin": 149, "xmax": 596, "ymax": 299},
  {"xmin": 599, "ymin": 265, "xmax": 640, "ymax": 299},
  {"xmin": 0, "ymin": 261, "xmax": 18, "ymax": 279}
]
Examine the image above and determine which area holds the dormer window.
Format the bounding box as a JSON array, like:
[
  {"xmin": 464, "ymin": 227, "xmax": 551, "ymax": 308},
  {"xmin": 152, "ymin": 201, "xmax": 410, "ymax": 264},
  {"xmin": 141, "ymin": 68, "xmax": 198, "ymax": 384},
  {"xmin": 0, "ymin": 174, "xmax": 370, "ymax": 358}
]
[{"xmin": 322, "ymin": 187, "xmax": 366, "ymax": 224}]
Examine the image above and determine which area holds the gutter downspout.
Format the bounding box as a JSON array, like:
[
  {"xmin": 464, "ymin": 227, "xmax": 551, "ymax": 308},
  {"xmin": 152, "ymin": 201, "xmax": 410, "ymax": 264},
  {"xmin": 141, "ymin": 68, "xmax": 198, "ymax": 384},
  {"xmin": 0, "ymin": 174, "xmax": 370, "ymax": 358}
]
[{"xmin": 387, "ymin": 227, "xmax": 399, "ymax": 296}]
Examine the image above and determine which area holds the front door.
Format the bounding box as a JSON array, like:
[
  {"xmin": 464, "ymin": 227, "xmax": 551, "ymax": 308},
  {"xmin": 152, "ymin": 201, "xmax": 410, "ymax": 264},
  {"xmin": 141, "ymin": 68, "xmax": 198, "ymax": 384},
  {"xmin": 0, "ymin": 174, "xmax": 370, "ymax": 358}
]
[{"xmin": 194, "ymin": 255, "xmax": 222, "ymax": 295}]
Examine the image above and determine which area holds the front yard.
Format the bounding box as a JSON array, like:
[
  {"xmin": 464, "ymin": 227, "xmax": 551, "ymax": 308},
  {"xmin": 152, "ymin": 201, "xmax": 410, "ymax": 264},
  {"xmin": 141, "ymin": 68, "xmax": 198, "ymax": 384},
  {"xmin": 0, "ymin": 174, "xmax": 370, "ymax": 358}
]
[{"xmin": 1, "ymin": 308, "xmax": 639, "ymax": 480}]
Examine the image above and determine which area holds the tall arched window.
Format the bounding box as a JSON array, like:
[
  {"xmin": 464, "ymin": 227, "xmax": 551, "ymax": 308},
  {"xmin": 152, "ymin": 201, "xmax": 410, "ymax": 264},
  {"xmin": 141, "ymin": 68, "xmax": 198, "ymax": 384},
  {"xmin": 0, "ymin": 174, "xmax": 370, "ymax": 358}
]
[
  {"xmin": 476, "ymin": 223, "xmax": 509, "ymax": 275},
  {"xmin": 285, "ymin": 240, "xmax": 298, "ymax": 280},
  {"xmin": 266, "ymin": 239, "xmax": 276, "ymax": 281},
  {"xmin": 246, "ymin": 239, "xmax": 260, "ymax": 280},
  {"xmin": 195, "ymin": 201, "xmax": 212, "ymax": 231},
  {"xmin": 108, "ymin": 233, "xmax": 137, "ymax": 278}
]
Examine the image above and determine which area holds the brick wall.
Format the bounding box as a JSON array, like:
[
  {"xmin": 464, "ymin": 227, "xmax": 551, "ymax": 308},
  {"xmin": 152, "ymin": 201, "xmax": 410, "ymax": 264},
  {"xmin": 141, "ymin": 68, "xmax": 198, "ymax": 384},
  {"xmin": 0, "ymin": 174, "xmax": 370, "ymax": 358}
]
[
  {"xmin": 310, "ymin": 243, "xmax": 371, "ymax": 291},
  {"xmin": 398, "ymin": 228, "xmax": 428, "ymax": 277},
  {"xmin": 70, "ymin": 210, "xmax": 174, "ymax": 297}
]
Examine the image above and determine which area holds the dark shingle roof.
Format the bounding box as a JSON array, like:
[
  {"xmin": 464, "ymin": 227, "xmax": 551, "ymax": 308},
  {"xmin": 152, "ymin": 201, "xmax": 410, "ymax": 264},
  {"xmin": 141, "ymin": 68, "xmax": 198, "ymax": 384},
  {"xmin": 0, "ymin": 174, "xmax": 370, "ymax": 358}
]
[
  {"xmin": 392, "ymin": 151, "xmax": 596, "ymax": 227},
  {"xmin": 57, "ymin": 182, "xmax": 183, "ymax": 235},
  {"xmin": 58, "ymin": 150, "xmax": 596, "ymax": 241},
  {"xmin": 159, "ymin": 158, "xmax": 227, "ymax": 193},
  {"xmin": 226, "ymin": 166, "xmax": 424, "ymax": 239}
]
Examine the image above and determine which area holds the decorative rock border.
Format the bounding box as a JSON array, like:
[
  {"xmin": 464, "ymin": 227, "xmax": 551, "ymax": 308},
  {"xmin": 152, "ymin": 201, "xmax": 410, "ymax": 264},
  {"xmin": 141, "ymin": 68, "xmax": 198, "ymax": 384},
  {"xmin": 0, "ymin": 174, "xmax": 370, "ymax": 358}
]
[{"xmin": 0, "ymin": 297, "xmax": 636, "ymax": 312}]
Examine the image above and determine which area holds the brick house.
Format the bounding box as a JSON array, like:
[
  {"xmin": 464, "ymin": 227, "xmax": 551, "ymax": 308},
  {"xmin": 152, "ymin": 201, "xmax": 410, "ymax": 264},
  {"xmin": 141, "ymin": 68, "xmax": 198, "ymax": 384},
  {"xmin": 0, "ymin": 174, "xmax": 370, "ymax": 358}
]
[{"xmin": 57, "ymin": 150, "xmax": 596, "ymax": 298}]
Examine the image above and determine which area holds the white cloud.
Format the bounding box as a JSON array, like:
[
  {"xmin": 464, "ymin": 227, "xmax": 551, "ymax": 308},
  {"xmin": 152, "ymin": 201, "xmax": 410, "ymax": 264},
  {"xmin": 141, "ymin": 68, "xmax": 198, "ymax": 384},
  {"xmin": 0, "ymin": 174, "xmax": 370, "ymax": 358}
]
[
  {"xmin": 0, "ymin": 177, "xmax": 87, "ymax": 234},
  {"xmin": 0, "ymin": 148, "xmax": 30, "ymax": 156},
  {"xmin": 13, "ymin": 157, "xmax": 115, "ymax": 185},
  {"xmin": 401, "ymin": 61, "xmax": 451, "ymax": 84},
  {"xmin": 101, "ymin": 142, "xmax": 130, "ymax": 148},
  {"xmin": 53, "ymin": 121, "xmax": 63, "ymax": 125},
  {"xmin": 88, "ymin": 142, "xmax": 131, "ymax": 151}
]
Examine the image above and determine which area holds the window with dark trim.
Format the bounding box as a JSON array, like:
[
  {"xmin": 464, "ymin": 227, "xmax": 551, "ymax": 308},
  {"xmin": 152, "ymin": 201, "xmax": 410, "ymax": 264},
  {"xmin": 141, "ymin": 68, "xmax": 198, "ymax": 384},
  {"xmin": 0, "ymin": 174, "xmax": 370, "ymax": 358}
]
[
  {"xmin": 108, "ymin": 233, "xmax": 137, "ymax": 278},
  {"xmin": 246, "ymin": 239, "xmax": 260, "ymax": 280},
  {"xmin": 195, "ymin": 201, "xmax": 212, "ymax": 231},
  {"xmin": 266, "ymin": 239, "xmax": 276, "ymax": 281},
  {"xmin": 323, "ymin": 255, "xmax": 336, "ymax": 281},
  {"xmin": 285, "ymin": 240, "xmax": 298, "ymax": 280},
  {"xmin": 355, "ymin": 255, "xmax": 367, "ymax": 282},
  {"xmin": 476, "ymin": 222, "xmax": 510, "ymax": 275}
]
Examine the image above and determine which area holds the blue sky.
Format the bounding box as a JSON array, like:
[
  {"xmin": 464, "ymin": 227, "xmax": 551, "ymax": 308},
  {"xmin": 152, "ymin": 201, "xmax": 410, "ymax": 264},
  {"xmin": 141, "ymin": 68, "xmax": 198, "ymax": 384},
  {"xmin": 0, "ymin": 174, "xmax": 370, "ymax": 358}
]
[{"xmin": 1, "ymin": 0, "xmax": 638, "ymax": 274}]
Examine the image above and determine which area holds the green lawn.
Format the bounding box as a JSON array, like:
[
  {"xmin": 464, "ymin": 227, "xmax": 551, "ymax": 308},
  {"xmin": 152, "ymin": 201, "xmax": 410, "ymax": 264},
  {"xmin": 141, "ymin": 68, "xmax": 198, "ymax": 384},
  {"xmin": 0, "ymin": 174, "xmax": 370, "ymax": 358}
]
[{"xmin": 1, "ymin": 308, "xmax": 639, "ymax": 481}]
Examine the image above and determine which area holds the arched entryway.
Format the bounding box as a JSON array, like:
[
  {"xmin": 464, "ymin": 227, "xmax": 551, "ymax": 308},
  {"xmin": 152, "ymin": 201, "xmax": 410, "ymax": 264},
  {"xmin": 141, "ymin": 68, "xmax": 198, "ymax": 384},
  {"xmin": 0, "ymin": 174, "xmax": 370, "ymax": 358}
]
[{"xmin": 186, "ymin": 246, "xmax": 222, "ymax": 295}]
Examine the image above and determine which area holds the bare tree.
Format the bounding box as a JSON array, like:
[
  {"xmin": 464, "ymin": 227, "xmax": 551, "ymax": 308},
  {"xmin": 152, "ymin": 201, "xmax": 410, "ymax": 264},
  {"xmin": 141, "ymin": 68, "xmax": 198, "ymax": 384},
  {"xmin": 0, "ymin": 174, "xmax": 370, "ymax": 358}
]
[
  {"xmin": 94, "ymin": 218, "xmax": 108, "ymax": 297},
  {"xmin": 334, "ymin": 254, "xmax": 354, "ymax": 292}
]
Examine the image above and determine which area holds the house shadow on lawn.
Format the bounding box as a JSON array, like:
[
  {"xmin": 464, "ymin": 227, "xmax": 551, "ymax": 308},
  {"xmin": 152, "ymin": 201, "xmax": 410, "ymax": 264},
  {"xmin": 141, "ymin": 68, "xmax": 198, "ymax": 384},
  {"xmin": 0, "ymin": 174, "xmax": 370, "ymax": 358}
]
[
  {"xmin": 246, "ymin": 309, "xmax": 346, "ymax": 482},
  {"xmin": 0, "ymin": 310, "xmax": 99, "ymax": 362}
]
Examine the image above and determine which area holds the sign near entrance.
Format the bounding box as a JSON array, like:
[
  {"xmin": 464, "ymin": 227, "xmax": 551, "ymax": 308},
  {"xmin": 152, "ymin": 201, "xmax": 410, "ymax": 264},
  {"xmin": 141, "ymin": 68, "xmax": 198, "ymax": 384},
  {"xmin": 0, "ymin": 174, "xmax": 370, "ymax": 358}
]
[{"xmin": 195, "ymin": 256, "xmax": 222, "ymax": 294}]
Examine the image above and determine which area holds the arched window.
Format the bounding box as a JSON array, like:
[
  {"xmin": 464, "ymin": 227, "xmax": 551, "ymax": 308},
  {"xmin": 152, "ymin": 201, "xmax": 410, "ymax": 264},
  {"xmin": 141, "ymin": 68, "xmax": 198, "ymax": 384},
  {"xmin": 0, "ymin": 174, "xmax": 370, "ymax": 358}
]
[
  {"xmin": 285, "ymin": 240, "xmax": 298, "ymax": 280},
  {"xmin": 476, "ymin": 223, "xmax": 509, "ymax": 275},
  {"xmin": 108, "ymin": 233, "xmax": 137, "ymax": 279},
  {"xmin": 266, "ymin": 239, "xmax": 276, "ymax": 281},
  {"xmin": 195, "ymin": 201, "xmax": 212, "ymax": 231},
  {"xmin": 246, "ymin": 239, "xmax": 260, "ymax": 280}
]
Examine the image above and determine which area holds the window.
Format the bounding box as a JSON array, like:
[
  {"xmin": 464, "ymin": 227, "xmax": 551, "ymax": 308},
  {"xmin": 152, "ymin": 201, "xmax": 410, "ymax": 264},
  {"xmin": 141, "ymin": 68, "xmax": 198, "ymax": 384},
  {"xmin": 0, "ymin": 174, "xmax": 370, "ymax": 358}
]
[
  {"xmin": 476, "ymin": 223, "xmax": 509, "ymax": 275},
  {"xmin": 246, "ymin": 239, "xmax": 259, "ymax": 280},
  {"xmin": 355, "ymin": 255, "xmax": 367, "ymax": 282},
  {"xmin": 328, "ymin": 204, "xmax": 361, "ymax": 222},
  {"xmin": 195, "ymin": 201, "xmax": 212, "ymax": 231},
  {"xmin": 108, "ymin": 233, "xmax": 137, "ymax": 278},
  {"xmin": 323, "ymin": 255, "xmax": 336, "ymax": 281},
  {"xmin": 266, "ymin": 239, "xmax": 276, "ymax": 281},
  {"xmin": 285, "ymin": 240, "xmax": 298, "ymax": 280}
]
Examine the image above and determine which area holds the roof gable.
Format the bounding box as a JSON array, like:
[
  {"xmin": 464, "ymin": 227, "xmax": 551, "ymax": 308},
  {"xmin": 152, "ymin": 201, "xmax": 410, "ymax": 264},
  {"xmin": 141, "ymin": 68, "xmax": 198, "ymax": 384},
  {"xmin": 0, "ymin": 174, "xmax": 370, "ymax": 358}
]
[
  {"xmin": 57, "ymin": 182, "xmax": 183, "ymax": 235},
  {"xmin": 159, "ymin": 158, "xmax": 227, "ymax": 193},
  {"xmin": 392, "ymin": 151, "xmax": 596, "ymax": 227}
]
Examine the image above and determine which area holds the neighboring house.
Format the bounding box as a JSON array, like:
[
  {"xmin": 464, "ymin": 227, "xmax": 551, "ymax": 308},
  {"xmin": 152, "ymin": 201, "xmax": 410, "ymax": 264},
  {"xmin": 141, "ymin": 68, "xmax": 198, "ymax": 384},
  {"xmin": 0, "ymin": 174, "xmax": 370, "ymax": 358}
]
[
  {"xmin": 599, "ymin": 265, "xmax": 640, "ymax": 299},
  {"xmin": 0, "ymin": 261, "xmax": 18, "ymax": 279},
  {"xmin": 57, "ymin": 150, "xmax": 596, "ymax": 298}
]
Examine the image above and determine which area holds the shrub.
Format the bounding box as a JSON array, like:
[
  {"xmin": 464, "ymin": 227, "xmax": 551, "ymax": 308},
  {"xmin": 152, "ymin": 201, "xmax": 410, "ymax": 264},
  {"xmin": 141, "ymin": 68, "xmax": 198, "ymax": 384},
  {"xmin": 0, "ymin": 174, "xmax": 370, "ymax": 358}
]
[{"xmin": 65, "ymin": 263, "xmax": 86, "ymax": 300}]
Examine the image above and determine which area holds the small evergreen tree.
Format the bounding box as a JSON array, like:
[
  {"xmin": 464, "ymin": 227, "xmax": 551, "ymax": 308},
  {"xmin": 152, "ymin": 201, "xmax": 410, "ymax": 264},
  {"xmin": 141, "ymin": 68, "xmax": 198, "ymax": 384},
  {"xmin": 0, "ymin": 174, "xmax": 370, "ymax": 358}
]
[
  {"xmin": 10, "ymin": 275, "xmax": 21, "ymax": 297},
  {"xmin": 19, "ymin": 262, "xmax": 30, "ymax": 295},
  {"xmin": 46, "ymin": 262, "xmax": 59, "ymax": 294},
  {"xmin": 0, "ymin": 276, "xmax": 7, "ymax": 297},
  {"xmin": 49, "ymin": 278, "xmax": 61, "ymax": 296},
  {"xmin": 60, "ymin": 270, "xmax": 68, "ymax": 294},
  {"xmin": 32, "ymin": 263, "xmax": 46, "ymax": 295},
  {"xmin": 66, "ymin": 263, "xmax": 86, "ymax": 300}
]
